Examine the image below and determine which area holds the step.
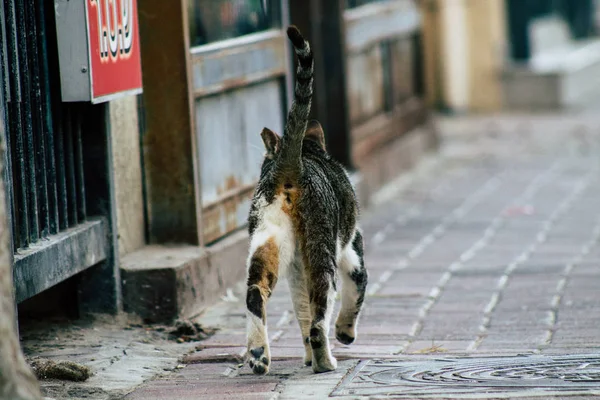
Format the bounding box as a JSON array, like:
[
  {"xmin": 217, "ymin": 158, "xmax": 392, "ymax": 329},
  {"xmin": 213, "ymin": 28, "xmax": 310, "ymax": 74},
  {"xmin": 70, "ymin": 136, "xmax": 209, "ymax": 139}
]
[
  {"xmin": 121, "ymin": 231, "xmax": 247, "ymax": 323},
  {"xmin": 502, "ymin": 39, "xmax": 600, "ymax": 110}
]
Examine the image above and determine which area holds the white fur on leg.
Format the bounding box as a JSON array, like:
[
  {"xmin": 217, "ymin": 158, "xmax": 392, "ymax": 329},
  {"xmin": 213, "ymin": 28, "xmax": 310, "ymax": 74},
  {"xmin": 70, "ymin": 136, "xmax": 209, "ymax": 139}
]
[
  {"xmin": 335, "ymin": 234, "xmax": 364, "ymax": 345},
  {"xmin": 246, "ymin": 311, "xmax": 271, "ymax": 374},
  {"xmin": 247, "ymin": 312, "xmax": 268, "ymax": 350},
  {"xmin": 245, "ymin": 194, "xmax": 297, "ymax": 375},
  {"xmin": 248, "ymin": 195, "xmax": 296, "ymax": 278}
]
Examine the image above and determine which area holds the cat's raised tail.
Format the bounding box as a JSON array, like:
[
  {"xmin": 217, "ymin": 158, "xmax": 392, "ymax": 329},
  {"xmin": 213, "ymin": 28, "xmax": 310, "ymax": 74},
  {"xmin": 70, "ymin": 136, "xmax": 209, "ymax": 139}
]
[{"xmin": 274, "ymin": 25, "xmax": 314, "ymax": 182}]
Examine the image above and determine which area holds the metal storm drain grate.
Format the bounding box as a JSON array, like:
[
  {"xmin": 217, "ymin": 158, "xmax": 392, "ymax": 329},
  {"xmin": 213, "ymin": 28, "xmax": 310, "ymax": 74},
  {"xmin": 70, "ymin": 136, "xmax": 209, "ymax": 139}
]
[{"xmin": 332, "ymin": 354, "xmax": 600, "ymax": 398}]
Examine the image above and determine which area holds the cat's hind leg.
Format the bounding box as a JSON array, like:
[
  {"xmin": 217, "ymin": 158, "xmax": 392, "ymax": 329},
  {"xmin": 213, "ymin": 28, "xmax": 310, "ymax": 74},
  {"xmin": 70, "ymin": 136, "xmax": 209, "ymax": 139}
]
[
  {"xmin": 304, "ymin": 236, "xmax": 338, "ymax": 373},
  {"xmin": 335, "ymin": 230, "xmax": 368, "ymax": 345},
  {"xmin": 246, "ymin": 229, "xmax": 294, "ymax": 375},
  {"xmin": 287, "ymin": 254, "xmax": 313, "ymax": 366}
]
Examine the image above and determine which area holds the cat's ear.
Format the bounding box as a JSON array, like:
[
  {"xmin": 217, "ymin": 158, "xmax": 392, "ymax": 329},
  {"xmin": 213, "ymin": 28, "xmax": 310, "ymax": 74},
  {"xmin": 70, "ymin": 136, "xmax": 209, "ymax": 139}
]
[
  {"xmin": 261, "ymin": 127, "xmax": 281, "ymax": 159},
  {"xmin": 305, "ymin": 119, "xmax": 326, "ymax": 150}
]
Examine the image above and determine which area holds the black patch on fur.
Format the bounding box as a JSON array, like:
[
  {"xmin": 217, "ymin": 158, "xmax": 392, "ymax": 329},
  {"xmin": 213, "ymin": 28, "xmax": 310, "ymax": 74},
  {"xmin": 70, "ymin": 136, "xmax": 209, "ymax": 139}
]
[
  {"xmin": 250, "ymin": 347, "xmax": 265, "ymax": 359},
  {"xmin": 309, "ymin": 279, "xmax": 333, "ymax": 321},
  {"xmin": 246, "ymin": 286, "xmax": 263, "ymax": 320},
  {"xmin": 296, "ymin": 74, "xmax": 312, "ymax": 85},
  {"xmin": 350, "ymin": 267, "xmax": 367, "ymax": 294},
  {"xmin": 350, "ymin": 231, "xmax": 368, "ymax": 312},
  {"xmin": 298, "ymin": 55, "xmax": 313, "ymax": 70},
  {"xmin": 294, "ymin": 93, "xmax": 311, "ymax": 104},
  {"xmin": 336, "ymin": 332, "xmax": 355, "ymax": 345},
  {"xmin": 350, "ymin": 269, "xmax": 367, "ymax": 302},
  {"xmin": 247, "ymin": 255, "xmax": 277, "ymax": 293},
  {"xmin": 309, "ymin": 325, "xmax": 325, "ymax": 349},
  {"xmin": 352, "ymin": 230, "xmax": 365, "ymax": 260},
  {"xmin": 286, "ymin": 25, "xmax": 306, "ymax": 49}
]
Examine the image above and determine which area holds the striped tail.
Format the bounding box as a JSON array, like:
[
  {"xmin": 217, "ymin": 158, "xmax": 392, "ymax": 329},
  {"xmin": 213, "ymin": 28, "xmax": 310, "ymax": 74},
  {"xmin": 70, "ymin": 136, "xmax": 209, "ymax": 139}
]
[{"xmin": 274, "ymin": 25, "xmax": 314, "ymax": 181}]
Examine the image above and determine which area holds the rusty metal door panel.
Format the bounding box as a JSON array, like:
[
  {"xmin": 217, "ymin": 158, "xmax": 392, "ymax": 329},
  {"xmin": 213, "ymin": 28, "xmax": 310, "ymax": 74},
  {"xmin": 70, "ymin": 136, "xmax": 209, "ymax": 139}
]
[
  {"xmin": 344, "ymin": 0, "xmax": 422, "ymax": 127},
  {"xmin": 343, "ymin": 0, "xmax": 425, "ymax": 165},
  {"xmin": 344, "ymin": 0, "xmax": 421, "ymax": 54},
  {"xmin": 190, "ymin": 30, "xmax": 286, "ymax": 97},
  {"xmin": 347, "ymin": 45, "xmax": 385, "ymax": 125},
  {"xmin": 196, "ymin": 79, "xmax": 284, "ymax": 243},
  {"xmin": 391, "ymin": 37, "xmax": 415, "ymax": 104}
]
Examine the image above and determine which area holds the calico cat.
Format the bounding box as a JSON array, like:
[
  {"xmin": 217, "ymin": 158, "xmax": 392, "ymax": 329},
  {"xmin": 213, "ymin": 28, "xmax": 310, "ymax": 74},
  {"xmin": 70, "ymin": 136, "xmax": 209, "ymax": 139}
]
[{"xmin": 245, "ymin": 25, "xmax": 368, "ymax": 375}]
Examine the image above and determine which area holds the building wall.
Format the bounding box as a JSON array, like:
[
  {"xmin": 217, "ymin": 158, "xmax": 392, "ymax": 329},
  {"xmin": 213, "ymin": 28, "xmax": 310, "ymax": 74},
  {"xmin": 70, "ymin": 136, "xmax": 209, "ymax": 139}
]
[
  {"xmin": 420, "ymin": 0, "xmax": 443, "ymax": 109},
  {"xmin": 440, "ymin": 0, "xmax": 470, "ymax": 111},
  {"xmin": 109, "ymin": 96, "xmax": 146, "ymax": 258},
  {"xmin": 466, "ymin": 0, "xmax": 507, "ymax": 111},
  {"xmin": 422, "ymin": 0, "xmax": 507, "ymax": 112}
]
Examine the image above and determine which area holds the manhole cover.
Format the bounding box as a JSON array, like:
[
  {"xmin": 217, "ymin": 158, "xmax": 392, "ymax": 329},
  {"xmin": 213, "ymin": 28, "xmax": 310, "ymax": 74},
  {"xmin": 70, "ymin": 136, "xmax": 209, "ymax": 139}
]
[{"xmin": 333, "ymin": 354, "xmax": 600, "ymax": 398}]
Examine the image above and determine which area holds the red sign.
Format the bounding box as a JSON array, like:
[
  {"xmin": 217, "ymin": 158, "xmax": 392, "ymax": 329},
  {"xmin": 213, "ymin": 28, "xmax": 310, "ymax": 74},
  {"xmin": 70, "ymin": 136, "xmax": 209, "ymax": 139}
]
[{"xmin": 85, "ymin": 0, "xmax": 143, "ymax": 102}]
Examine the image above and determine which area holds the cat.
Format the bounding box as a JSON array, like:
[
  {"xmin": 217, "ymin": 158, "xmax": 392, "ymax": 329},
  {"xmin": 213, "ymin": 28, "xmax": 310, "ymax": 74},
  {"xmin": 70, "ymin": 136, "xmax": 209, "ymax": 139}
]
[{"xmin": 245, "ymin": 25, "xmax": 368, "ymax": 375}]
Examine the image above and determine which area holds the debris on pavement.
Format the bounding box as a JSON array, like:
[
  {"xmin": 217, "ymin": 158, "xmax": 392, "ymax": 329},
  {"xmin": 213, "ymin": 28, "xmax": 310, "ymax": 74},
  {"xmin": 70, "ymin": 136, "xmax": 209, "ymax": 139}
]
[
  {"xmin": 31, "ymin": 358, "xmax": 91, "ymax": 382},
  {"xmin": 168, "ymin": 319, "xmax": 218, "ymax": 343}
]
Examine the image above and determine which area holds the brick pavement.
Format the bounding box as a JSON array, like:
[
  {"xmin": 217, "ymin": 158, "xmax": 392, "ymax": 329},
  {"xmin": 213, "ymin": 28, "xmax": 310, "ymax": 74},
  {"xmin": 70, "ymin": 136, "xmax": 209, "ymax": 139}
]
[{"xmin": 125, "ymin": 116, "xmax": 600, "ymax": 399}]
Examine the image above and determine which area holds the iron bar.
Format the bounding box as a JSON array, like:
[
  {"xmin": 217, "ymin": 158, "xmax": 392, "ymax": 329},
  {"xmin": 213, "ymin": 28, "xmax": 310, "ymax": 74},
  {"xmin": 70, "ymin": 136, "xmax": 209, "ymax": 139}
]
[
  {"xmin": 0, "ymin": 0, "xmax": 10, "ymax": 103},
  {"xmin": 0, "ymin": 0, "xmax": 17, "ymax": 251},
  {"xmin": 53, "ymin": 102, "xmax": 68, "ymax": 230},
  {"xmin": 14, "ymin": 0, "xmax": 39, "ymax": 243},
  {"xmin": 25, "ymin": 0, "xmax": 49, "ymax": 238},
  {"xmin": 4, "ymin": 0, "xmax": 29, "ymax": 249},
  {"xmin": 36, "ymin": 0, "xmax": 58, "ymax": 235},
  {"xmin": 64, "ymin": 105, "xmax": 78, "ymax": 227},
  {"xmin": 44, "ymin": 0, "xmax": 68, "ymax": 232},
  {"xmin": 74, "ymin": 107, "xmax": 85, "ymax": 221}
]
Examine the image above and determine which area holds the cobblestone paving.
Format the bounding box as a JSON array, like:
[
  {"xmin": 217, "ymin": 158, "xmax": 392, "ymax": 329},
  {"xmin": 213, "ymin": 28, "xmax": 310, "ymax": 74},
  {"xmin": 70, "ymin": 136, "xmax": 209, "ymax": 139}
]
[{"xmin": 125, "ymin": 115, "xmax": 600, "ymax": 399}]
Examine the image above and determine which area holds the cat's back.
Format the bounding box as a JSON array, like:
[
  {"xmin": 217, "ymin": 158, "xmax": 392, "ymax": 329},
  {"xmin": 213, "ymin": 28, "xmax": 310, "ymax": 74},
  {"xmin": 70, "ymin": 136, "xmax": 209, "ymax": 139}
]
[
  {"xmin": 300, "ymin": 144, "xmax": 358, "ymax": 228},
  {"xmin": 248, "ymin": 143, "xmax": 357, "ymax": 236}
]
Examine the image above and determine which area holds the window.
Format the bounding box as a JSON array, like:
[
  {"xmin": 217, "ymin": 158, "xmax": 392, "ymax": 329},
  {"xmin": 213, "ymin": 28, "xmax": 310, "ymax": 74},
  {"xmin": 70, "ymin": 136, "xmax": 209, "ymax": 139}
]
[{"xmin": 189, "ymin": 0, "xmax": 279, "ymax": 47}]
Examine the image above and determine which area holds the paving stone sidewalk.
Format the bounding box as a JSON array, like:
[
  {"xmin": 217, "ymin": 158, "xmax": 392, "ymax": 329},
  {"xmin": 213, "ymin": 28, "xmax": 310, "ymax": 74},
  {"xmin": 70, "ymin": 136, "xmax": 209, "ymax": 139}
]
[{"xmin": 125, "ymin": 115, "xmax": 600, "ymax": 399}]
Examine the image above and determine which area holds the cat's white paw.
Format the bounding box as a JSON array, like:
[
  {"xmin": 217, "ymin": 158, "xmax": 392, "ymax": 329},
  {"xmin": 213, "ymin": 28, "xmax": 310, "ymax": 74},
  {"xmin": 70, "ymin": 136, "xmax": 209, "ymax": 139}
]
[{"xmin": 248, "ymin": 346, "xmax": 270, "ymax": 375}]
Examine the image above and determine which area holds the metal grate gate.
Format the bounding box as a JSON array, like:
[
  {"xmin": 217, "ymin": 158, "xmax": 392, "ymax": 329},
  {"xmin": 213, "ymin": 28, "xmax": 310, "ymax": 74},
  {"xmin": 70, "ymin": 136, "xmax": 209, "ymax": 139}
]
[
  {"xmin": 1, "ymin": 0, "xmax": 88, "ymax": 252},
  {"xmin": 0, "ymin": 0, "xmax": 114, "ymax": 308}
]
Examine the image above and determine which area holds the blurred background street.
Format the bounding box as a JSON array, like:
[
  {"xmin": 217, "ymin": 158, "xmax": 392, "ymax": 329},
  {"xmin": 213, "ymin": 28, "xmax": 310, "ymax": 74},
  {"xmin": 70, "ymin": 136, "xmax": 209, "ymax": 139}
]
[{"xmin": 122, "ymin": 113, "xmax": 600, "ymax": 400}]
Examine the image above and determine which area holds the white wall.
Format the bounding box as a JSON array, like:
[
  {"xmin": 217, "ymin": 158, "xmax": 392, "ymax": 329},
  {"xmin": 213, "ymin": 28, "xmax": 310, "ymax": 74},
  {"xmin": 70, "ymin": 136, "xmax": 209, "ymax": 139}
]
[
  {"xmin": 109, "ymin": 96, "xmax": 145, "ymax": 258},
  {"xmin": 440, "ymin": 0, "xmax": 470, "ymax": 111}
]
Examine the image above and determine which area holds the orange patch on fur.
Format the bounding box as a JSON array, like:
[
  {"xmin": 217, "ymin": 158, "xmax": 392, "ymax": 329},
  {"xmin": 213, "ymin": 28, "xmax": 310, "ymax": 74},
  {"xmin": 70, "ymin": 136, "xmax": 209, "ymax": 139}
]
[
  {"xmin": 252, "ymin": 237, "xmax": 280, "ymax": 293},
  {"xmin": 277, "ymin": 184, "xmax": 303, "ymax": 237}
]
